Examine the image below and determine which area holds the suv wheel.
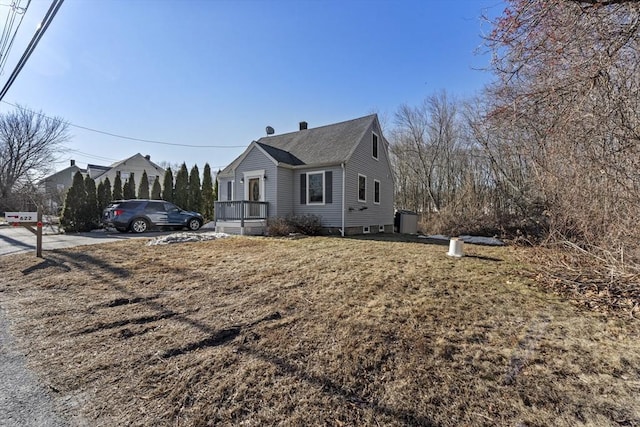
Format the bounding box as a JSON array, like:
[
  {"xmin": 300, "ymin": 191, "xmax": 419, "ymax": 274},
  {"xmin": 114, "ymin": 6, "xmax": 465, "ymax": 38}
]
[
  {"xmin": 188, "ymin": 218, "xmax": 202, "ymax": 231},
  {"xmin": 130, "ymin": 218, "xmax": 149, "ymax": 233}
]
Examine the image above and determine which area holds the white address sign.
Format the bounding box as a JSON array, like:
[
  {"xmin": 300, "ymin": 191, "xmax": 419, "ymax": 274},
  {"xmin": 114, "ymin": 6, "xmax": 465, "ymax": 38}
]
[{"xmin": 5, "ymin": 212, "xmax": 38, "ymax": 222}]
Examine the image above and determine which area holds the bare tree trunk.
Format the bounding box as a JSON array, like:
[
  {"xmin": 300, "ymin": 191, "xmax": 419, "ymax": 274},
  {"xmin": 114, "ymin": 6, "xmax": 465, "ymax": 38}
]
[{"xmin": 0, "ymin": 106, "xmax": 69, "ymax": 211}]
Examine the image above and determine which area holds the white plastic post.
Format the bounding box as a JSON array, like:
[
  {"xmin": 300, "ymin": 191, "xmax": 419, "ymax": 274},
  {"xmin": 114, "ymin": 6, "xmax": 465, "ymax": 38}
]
[{"xmin": 447, "ymin": 237, "xmax": 464, "ymax": 257}]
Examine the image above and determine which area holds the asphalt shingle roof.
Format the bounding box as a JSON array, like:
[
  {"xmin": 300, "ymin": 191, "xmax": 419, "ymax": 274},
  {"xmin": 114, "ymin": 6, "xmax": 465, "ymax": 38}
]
[
  {"xmin": 255, "ymin": 143, "xmax": 305, "ymax": 166},
  {"xmin": 255, "ymin": 114, "xmax": 376, "ymax": 166}
]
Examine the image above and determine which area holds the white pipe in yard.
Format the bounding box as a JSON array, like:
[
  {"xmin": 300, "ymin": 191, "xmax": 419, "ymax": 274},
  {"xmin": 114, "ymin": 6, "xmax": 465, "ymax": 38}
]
[{"xmin": 447, "ymin": 237, "xmax": 464, "ymax": 257}]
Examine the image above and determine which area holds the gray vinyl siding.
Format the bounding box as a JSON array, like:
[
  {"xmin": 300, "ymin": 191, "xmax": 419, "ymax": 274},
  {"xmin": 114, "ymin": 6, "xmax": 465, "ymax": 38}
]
[
  {"xmin": 276, "ymin": 166, "xmax": 294, "ymax": 217},
  {"xmin": 292, "ymin": 165, "xmax": 343, "ymax": 227},
  {"xmin": 236, "ymin": 146, "xmax": 275, "ymax": 194},
  {"xmin": 217, "ymin": 177, "xmax": 234, "ymax": 201},
  {"xmin": 217, "ymin": 146, "xmax": 277, "ymax": 208},
  {"xmin": 41, "ymin": 165, "xmax": 82, "ymax": 193},
  {"xmin": 344, "ymin": 122, "xmax": 394, "ymax": 228}
]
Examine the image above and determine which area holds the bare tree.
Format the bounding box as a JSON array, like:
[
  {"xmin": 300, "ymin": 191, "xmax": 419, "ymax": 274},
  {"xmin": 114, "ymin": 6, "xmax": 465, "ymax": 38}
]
[
  {"xmin": 482, "ymin": 0, "xmax": 640, "ymax": 253},
  {"xmin": 0, "ymin": 107, "xmax": 69, "ymax": 211}
]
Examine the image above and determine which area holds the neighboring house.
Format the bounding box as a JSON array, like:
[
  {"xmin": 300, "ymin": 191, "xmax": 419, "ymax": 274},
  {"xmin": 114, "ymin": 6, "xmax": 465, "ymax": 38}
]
[
  {"xmin": 215, "ymin": 114, "xmax": 394, "ymax": 236},
  {"xmin": 92, "ymin": 153, "xmax": 165, "ymax": 191},
  {"xmin": 39, "ymin": 153, "xmax": 165, "ymax": 212},
  {"xmin": 39, "ymin": 159, "xmax": 86, "ymax": 212}
]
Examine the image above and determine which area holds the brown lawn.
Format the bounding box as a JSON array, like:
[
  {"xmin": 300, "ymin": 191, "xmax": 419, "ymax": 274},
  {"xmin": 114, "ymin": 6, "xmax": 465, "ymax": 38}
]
[{"xmin": 0, "ymin": 235, "xmax": 639, "ymax": 426}]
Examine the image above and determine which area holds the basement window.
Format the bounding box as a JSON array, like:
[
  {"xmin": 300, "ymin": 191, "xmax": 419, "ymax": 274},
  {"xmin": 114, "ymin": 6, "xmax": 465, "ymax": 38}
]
[{"xmin": 363, "ymin": 226, "xmax": 370, "ymax": 234}]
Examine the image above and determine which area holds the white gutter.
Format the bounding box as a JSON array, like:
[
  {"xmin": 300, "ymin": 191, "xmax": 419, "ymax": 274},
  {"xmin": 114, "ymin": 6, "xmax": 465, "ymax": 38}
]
[{"xmin": 341, "ymin": 162, "xmax": 345, "ymax": 237}]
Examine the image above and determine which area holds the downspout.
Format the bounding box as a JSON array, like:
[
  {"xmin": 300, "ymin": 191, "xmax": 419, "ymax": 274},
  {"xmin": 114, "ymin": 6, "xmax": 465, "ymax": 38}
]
[{"xmin": 341, "ymin": 162, "xmax": 345, "ymax": 237}]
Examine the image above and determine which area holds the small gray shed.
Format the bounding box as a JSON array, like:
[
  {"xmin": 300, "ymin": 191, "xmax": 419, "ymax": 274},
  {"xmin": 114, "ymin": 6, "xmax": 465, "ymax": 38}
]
[{"xmin": 394, "ymin": 210, "xmax": 418, "ymax": 234}]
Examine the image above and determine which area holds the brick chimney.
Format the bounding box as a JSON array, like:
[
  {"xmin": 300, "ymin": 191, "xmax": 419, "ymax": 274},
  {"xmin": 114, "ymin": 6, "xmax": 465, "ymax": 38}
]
[
  {"xmin": 70, "ymin": 159, "xmax": 75, "ymax": 167},
  {"xmin": 299, "ymin": 121, "xmax": 308, "ymax": 131}
]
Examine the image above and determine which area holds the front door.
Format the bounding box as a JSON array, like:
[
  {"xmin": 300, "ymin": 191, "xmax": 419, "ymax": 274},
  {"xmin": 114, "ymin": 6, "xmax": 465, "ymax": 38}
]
[{"xmin": 248, "ymin": 178, "xmax": 260, "ymax": 217}]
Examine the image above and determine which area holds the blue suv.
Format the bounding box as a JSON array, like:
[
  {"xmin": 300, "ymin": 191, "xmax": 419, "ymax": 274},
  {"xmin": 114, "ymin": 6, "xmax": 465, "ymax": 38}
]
[{"xmin": 103, "ymin": 200, "xmax": 204, "ymax": 233}]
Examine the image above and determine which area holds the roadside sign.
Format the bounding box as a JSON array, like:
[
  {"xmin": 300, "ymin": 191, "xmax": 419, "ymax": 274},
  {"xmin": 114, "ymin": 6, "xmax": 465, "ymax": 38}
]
[
  {"xmin": 5, "ymin": 212, "xmax": 38, "ymax": 222},
  {"xmin": 5, "ymin": 211, "xmax": 43, "ymax": 257}
]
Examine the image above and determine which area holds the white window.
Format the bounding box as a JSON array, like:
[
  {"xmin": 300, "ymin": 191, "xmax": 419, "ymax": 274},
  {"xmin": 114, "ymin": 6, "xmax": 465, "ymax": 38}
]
[
  {"xmin": 308, "ymin": 171, "xmax": 324, "ymax": 204},
  {"xmin": 374, "ymin": 179, "xmax": 380, "ymax": 204},
  {"xmin": 301, "ymin": 171, "xmax": 332, "ymax": 205},
  {"xmin": 226, "ymin": 181, "xmax": 233, "ymax": 201},
  {"xmin": 372, "ymin": 132, "xmax": 379, "ymax": 160},
  {"xmin": 363, "ymin": 226, "xmax": 370, "ymax": 234},
  {"xmin": 379, "ymin": 225, "xmax": 385, "ymax": 232},
  {"xmin": 358, "ymin": 174, "xmax": 367, "ymax": 202}
]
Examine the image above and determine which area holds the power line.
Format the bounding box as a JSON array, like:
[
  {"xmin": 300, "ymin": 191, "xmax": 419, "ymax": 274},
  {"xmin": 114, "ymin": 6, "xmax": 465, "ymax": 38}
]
[
  {"xmin": 0, "ymin": 0, "xmax": 31, "ymax": 75},
  {"xmin": 0, "ymin": 0, "xmax": 62, "ymax": 101},
  {"xmin": 63, "ymin": 148, "xmax": 118, "ymax": 163},
  {"xmin": 1, "ymin": 101, "xmax": 247, "ymax": 148}
]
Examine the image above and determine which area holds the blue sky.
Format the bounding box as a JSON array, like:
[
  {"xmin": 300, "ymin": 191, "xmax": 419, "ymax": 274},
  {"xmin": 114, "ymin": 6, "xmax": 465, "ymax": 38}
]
[{"xmin": 1, "ymin": 0, "xmax": 504, "ymax": 174}]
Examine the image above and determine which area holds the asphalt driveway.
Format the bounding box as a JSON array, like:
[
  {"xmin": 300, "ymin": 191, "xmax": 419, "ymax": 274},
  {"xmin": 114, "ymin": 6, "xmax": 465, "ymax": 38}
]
[{"xmin": 0, "ymin": 225, "xmax": 172, "ymax": 257}]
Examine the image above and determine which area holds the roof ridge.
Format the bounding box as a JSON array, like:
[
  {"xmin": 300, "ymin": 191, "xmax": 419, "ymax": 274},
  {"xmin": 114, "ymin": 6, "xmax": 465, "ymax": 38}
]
[{"xmin": 259, "ymin": 114, "xmax": 377, "ymax": 141}]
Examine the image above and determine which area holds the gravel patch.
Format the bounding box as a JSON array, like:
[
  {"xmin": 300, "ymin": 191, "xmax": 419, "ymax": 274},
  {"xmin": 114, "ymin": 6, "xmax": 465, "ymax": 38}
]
[{"xmin": 0, "ymin": 306, "xmax": 68, "ymax": 427}]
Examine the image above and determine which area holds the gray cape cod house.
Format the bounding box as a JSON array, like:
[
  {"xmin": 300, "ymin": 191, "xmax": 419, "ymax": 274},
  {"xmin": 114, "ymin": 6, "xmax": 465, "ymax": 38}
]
[{"xmin": 215, "ymin": 114, "xmax": 394, "ymax": 236}]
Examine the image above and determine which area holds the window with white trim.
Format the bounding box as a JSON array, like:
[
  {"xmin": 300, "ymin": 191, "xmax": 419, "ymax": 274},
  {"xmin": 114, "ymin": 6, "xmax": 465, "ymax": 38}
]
[
  {"xmin": 226, "ymin": 181, "xmax": 233, "ymax": 201},
  {"xmin": 374, "ymin": 179, "xmax": 380, "ymax": 204},
  {"xmin": 300, "ymin": 171, "xmax": 332, "ymax": 205},
  {"xmin": 363, "ymin": 226, "xmax": 370, "ymax": 234},
  {"xmin": 372, "ymin": 132, "xmax": 379, "ymax": 160},
  {"xmin": 308, "ymin": 172, "xmax": 324, "ymax": 204},
  {"xmin": 358, "ymin": 174, "xmax": 367, "ymax": 202}
]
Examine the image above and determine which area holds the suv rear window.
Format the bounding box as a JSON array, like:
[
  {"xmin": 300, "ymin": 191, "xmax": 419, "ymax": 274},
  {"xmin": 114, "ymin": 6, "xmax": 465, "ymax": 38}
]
[{"xmin": 118, "ymin": 201, "xmax": 145, "ymax": 209}]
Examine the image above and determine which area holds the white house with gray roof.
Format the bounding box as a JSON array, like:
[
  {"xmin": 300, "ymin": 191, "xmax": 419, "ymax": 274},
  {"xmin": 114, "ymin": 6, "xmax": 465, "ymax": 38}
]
[
  {"xmin": 39, "ymin": 153, "xmax": 165, "ymax": 212},
  {"xmin": 215, "ymin": 114, "xmax": 394, "ymax": 236}
]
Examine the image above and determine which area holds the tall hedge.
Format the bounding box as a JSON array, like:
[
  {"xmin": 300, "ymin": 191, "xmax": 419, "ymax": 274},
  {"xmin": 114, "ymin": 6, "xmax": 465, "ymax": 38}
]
[
  {"xmin": 84, "ymin": 175, "xmax": 100, "ymax": 229},
  {"xmin": 123, "ymin": 173, "xmax": 136, "ymax": 199},
  {"xmin": 202, "ymin": 163, "xmax": 214, "ymax": 220},
  {"xmin": 60, "ymin": 171, "xmax": 88, "ymax": 232},
  {"xmin": 151, "ymin": 178, "xmax": 162, "ymax": 199},
  {"xmin": 174, "ymin": 163, "xmax": 189, "ymax": 208},
  {"xmin": 162, "ymin": 169, "xmax": 174, "ymax": 203},
  {"xmin": 138, "ymin": 170, "xmax": 150, "ymax": 199},
  {"xmin": 113, "ymin": 172, "xmax": 123, "ymax": 200},
  {"xmin": 188, "ymin": 165, "xmax": 201, "ymax": 212},
  {"xmin": 97, "ymin": 177, "xmax": 112, "ymax": 213}
]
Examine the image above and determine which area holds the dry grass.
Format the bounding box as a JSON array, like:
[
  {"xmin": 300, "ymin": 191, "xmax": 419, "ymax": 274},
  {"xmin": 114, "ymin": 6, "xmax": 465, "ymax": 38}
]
[
  {"xmin": 0, "ymin": 235, "xmax": 639, "ymax": 426},
  {"xmin": 526, "ymin": 243, "xmax": 640, "ymax": 316}
]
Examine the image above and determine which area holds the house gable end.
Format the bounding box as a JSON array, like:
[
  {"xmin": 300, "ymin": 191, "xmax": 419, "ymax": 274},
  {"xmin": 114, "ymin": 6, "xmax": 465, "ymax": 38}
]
[{"xmin": 219, "ymin": 142, "xmax": 278, "ymax": 178}]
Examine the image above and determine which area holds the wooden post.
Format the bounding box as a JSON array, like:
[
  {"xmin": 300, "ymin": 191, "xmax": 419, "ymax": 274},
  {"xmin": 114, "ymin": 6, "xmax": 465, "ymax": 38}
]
[
  {"xmin": 36, "ymin": 210, "xmax": 43, "ymax": 258},
  {"xmin": 240, "ymin": 201, "xmax": 245, "ymax": 236}
]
